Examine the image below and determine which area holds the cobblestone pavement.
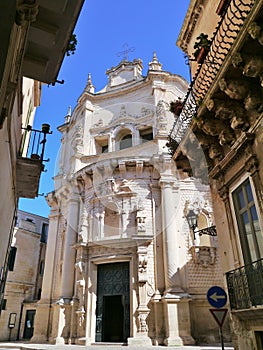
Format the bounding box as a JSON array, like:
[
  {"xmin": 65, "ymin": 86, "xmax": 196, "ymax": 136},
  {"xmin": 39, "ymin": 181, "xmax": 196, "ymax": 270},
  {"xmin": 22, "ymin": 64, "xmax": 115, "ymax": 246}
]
[{"xmin": 0, "ymin": 342, "xmax": 234, "ymax": 350}]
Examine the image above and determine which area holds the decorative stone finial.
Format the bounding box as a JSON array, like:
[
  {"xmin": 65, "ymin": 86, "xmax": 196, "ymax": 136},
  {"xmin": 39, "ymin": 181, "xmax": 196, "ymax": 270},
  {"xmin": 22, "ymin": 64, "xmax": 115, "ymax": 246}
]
[
  {"xmin": 148, "ymin": 51, "xmax": 162, "ymax": 71},
  {"xmin": 84, "ymin": 73, "xmax": 95, "ymax": 93},
  {"xmin": 64, "ymin": 106, "xmax": 71, "ymax": 123}
]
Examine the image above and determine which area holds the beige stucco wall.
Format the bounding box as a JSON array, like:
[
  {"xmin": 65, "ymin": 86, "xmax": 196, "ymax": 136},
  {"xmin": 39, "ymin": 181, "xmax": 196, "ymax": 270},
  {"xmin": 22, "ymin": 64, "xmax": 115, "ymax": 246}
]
[{"xmin": 0, "ymin": 212, "xmax": 48, "ymax": 341}]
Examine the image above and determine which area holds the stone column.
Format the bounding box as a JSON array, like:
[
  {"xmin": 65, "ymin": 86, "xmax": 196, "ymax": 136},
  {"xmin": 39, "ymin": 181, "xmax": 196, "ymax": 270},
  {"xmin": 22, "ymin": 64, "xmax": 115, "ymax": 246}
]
[
  {"xmin": 159, "ymin": 176, "xmax": 182, "ymax": 293},
  {"xmin": 60, "ymin": 191, "xmax": 80, "ymax": 301},
  {"xmin": 32, "ymin": 192, "xmax": 60, "ymax": 343},
  {"xmin": 159, "ymin": 176, "xmax": 194, "ymax": 346},
  {"xmin": 50, "ymin": 190, "xmax": 80, "ymax": 344}
]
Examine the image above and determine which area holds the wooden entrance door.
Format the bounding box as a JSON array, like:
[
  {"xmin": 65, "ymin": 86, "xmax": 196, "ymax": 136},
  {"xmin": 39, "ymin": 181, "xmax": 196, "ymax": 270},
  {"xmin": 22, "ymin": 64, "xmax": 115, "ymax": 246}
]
[{"xmin": 95, "ymin": 262, "xmax": 130, "ymax": 342}]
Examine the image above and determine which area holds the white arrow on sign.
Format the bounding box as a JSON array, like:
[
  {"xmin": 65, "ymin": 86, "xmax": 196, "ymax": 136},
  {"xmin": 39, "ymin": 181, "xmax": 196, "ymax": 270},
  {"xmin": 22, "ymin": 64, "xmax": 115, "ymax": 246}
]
[{"xmin": 210, "ymin": 292, "xmax": 226, "ymax": 302}]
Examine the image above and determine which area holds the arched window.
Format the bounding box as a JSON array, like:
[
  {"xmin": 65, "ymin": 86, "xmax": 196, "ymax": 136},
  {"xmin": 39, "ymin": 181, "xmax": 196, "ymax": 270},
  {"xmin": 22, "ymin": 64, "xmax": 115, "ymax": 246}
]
[{"xmin": 120, "ymin": 134, "xmax": 132, "ymax": 150}]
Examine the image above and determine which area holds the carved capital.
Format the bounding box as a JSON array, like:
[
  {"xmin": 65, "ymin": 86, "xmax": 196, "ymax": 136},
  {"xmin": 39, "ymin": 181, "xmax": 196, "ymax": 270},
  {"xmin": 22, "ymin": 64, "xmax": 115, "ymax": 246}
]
[
  {"xmin": 244, "ymin": 154, "xmax": 259, "ymax": 175},
  {"xmin": 16, "ymin": 1, "xmax": 39, "ymax": 25},
  {"xmin": 46, "ymin": 191, "xmax": 58, "ymax": 209},
  {"xmin": 248, "ymin": 21, "xmax": 263, "ymax": 46}
]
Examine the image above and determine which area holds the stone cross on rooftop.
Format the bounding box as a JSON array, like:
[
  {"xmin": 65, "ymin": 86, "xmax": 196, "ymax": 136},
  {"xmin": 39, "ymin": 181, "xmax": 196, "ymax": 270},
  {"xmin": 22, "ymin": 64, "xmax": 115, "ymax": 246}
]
[{"xmin": 117, "ymin": 43, "xmax": 135, "ymax": 61}]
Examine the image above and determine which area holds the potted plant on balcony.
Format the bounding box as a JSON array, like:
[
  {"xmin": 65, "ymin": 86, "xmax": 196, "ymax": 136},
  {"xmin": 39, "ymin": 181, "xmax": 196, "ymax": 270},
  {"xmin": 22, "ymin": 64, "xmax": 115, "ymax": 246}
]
[
  {"xmin": 216, "ymin": 0, "xmax": 231, "ymax": 16},
  {"xmin": 170, "ymin": 99, "xmax": 184, "ymax": 116},
  {"xmin": 193, "ymin": 33, "xmax": 212, "ymax": 64}
]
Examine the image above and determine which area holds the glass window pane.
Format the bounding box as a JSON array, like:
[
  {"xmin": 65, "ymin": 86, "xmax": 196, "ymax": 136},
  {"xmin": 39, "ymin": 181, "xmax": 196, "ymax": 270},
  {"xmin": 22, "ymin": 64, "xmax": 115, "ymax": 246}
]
[
  {"xmin": 233, "ymin": 179, "xmax": 263, "ymax": 263},
  {"xmin": 241, "ymin": 212, "xmax": 250, "ymax": 232},
  {"xmin": 120, "ymin": 135, "xmax": 132, "ymax": 150},
  {"xmin": 250, "ymin": 205, "xmax": 259, "ymax": 221},
  {"xmin": 245, "ymin": 182, "xmax": 253, "ymax": 203},
  {"xmin": 237, "ymin": 188, "xmax": 245, "ymax": 209}
]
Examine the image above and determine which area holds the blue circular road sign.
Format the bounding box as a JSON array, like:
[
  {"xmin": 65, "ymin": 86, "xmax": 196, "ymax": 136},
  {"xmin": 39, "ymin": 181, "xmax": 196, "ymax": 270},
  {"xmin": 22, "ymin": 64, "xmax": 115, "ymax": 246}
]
[{"xmin": 207, "ymin": 286, "xmax": 227, "ymax": 308}]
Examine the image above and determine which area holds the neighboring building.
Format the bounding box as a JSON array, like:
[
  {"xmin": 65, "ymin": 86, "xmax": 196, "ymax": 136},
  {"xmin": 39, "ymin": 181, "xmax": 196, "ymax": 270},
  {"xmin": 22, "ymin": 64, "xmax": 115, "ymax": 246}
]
[
  {"xmin": 32, "ymin": 55, "xmax": 230, "ymax": 346},
  {"xmin": 0, "ymin": 0, "xmax": 85, "ymax": 313},
  {"xmin": 0, "ymin": 210, "xmax": 48, "ymax": 341},
  {"xmin": 170, "ymin": 0, "xmax": 263, "ymax": 349}
]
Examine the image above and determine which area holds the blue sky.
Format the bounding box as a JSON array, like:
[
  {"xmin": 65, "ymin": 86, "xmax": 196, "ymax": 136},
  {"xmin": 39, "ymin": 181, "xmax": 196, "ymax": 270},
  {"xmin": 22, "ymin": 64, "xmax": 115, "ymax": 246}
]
[{"xmin": 19, "ymin": 0, "xmax": 191, "ymax": 217}]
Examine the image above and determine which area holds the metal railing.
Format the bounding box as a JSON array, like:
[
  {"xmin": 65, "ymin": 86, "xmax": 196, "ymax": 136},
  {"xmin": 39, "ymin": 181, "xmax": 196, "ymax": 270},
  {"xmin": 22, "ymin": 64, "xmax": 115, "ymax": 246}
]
[
  {"xmin": 226, "ymin": 258, "xmax": 263, "ymax": 310},
  {"xmin": 169, "ymin": 0, "xmax": 255, "ymax": 146},
  {"xmin": 19, "ymin": 124, "xmax": 52, "ymax": 162}
]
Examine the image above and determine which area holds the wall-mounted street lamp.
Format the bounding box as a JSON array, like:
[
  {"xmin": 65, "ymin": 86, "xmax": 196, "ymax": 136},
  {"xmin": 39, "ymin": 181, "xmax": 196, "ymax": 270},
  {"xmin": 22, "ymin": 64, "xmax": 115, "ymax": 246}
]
[{"xmin": 186, "ymin": 209, "xmax": 217, "ymax": 240}]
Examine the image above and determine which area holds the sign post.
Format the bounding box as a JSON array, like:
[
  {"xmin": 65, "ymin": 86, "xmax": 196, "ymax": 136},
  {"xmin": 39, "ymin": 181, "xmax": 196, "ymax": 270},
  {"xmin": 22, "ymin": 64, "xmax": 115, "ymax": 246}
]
[{"xmin": 207, "ymin": 286, "xmax": 227, "ymax": 350}]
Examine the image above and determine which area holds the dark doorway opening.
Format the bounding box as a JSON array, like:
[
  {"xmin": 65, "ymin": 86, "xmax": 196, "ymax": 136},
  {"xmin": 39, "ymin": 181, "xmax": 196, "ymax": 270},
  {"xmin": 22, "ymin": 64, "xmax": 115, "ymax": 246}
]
[
  {"xmin": 23, "ymin": 309, "xmax": 35, "ymax": 339},
  {"xmin": 103, "ymin": 295, "xmax": 124, "ymax": 342}
]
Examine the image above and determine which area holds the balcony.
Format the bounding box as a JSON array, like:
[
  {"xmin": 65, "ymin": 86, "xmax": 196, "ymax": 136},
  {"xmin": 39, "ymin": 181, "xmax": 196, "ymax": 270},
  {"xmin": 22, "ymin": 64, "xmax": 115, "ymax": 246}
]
[
  {"xmin": 170, "ymin": 0, "xmax": 256, "ymax": 146},
  {"xmin": 20, "ymin": 0, "xmax": 85, "ymax": 84},
  {"xmin": 226, "ymin": 258, "xmax": 263, "ymax": 311},
  {"xmin": 16, "ymin": 124, "xmax": 51, "ymax": 198}
]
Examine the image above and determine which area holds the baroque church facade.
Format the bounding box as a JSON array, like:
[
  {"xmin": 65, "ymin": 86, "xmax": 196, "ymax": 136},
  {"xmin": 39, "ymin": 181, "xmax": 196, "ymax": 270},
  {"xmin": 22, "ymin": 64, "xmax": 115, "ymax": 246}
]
[{"xmin": 32, "ymin": 55, "xmax": 230, "ymax": 346}]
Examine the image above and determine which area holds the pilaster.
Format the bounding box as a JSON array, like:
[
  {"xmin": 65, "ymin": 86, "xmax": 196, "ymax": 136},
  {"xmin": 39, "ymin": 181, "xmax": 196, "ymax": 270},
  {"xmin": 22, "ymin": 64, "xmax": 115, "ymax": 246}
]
[
  {"xmin": 60, "ymin": 191, "xmax": 80, "ymax": 301},
  {"xmin": 32, "ymin": 192, "xmax": 60, "ymax": 343}
]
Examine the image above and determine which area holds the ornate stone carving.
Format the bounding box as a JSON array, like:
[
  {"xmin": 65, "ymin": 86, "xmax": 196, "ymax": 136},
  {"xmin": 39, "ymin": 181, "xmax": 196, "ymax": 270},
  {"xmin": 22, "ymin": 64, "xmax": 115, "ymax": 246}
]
[
  {"xmin": 138, "ymin": 246, "xmax": 148, "ymax": 282},
  {"xmin": 218, "ymin": 128, "xmax": 235, "ymax": 146},
  {"xmin": 92, "ymin": 118, "xmax": 104, "ymax": 128},
  {"xmin": 244, "ymin": 93, "xmax": 263, "ymax": 112},
  {"xmin": 208, "ymin": 144, "xmax": 223, "ymax": 160},
  {"xmin": 96, "ymin": 178, "xmax": 133, "ymax": 197},
  {"xmin": 190, "ymin": 246, "xmax": 216, "ymax": 267},
  {"xmin": 75, "ymin": 261, "xmax": 86, "ymax": 312},
  {"xmin": 137, "ymin": 215, "xmax": 146, "ymax": 233},
  {"xmin": 16, "ymin": 1, "xmax": 39, "ymax": 25},
  {"xmin": 156, "ymin": 100, "xmax": 169, "ymax": 135},
  {"xmin": 230, "ymin": 115, "xmax": 249, "ymax": 130},
  {"xmin": 78, "ymin": 208, "xmax": 89, "ymax": 243},
  {"xmin": 138, "ymin": 312, "xmax": 148, "ymax": 332},
  {"xmin": 244, "ymin": 154, "xmax": 259, "ymax": 175},
  {"xmin": 197, "ymin": 117, "xmax": 224, "ymax": 136},
  {"xmin": 72, "ymin": 124, "xmax": 84, "ymax": 155},
  {"xmin": 248, "ymin": 21, "xmax": 263, "ymax": 46},
  {"xmin": 232, "ymin": 52, "xmax": 263, "ymax": 86},
  {"xmin": 219, "ymin": 78, "xmax": 250, "ymax": 100}
]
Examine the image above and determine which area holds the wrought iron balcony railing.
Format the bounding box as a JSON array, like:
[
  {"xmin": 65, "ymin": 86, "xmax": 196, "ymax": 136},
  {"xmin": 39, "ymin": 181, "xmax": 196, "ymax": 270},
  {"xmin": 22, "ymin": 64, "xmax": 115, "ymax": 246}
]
[
  {"xmin": 16, "ymin": 124, "xmax": 52, "ymax": 198},
  {"xmin": 19, "ymin": 123, "xmax": 52, "ymax": 162},
  {"xmin": 169, "ymin": 0, "xmax": 256, "ymax": 147},
  {"xmin": 226, "ymin": 258, "xmax": 263, "ymax": 310}
]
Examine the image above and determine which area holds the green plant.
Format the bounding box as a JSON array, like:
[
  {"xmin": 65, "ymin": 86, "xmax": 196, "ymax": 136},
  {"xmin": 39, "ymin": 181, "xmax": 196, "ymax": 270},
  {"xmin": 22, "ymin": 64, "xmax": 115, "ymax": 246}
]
[
  {"xmin": 66, "ymin": 33, "xmax": 77, "ymax": 56},
  {"xmin": 193, "ymin": 33, "xmax": 212, "ymax": 58}
]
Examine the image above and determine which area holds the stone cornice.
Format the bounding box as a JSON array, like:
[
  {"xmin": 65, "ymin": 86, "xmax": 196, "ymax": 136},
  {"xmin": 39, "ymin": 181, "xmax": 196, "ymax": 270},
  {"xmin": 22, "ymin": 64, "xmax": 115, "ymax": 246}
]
[
  {"xmin": 77, "ymin": 71, "xmax": 186, "ymax": 105},
  {"xmin": 177, "ymin": 0, "xmax": 205, "ymax": 52}
]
